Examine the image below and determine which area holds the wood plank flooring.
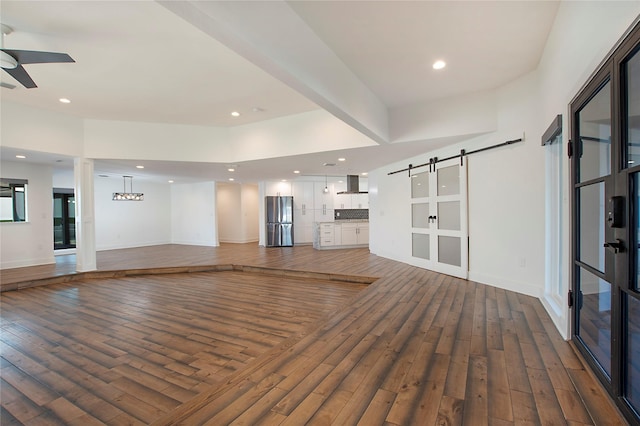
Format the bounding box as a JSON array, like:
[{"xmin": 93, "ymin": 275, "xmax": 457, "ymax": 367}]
[{"xmin": 0, "ymin": 244, "xmax": 627, "ymax": 425}]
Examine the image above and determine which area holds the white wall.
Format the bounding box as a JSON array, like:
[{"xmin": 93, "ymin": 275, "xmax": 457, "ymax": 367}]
[
  {"xmin": 241, "ymin": 184, "xmax": 259, "ymax": 242},
  {"xmin": 0, "ymin": 161, "xmax": 55, "ymax": 268},
  {"xmin": 94, "ymin": 177, "xmax": 172, "ymax": 250},
  {"xmin": 171, "ymin": 181, "xmax": 218, "ymax": 246},
  {"xmin": 82, "ymin": 109, "xmax": 376, "ymax": 165},
  {"xmin": 84, "ymin": 119, "xmax": 231, "ymax": 162},
  {"xmin": 0, "ymin": 162, "xmax": 222, "ymax": 265},
  {"xmin": 1, "ymin": 102, "xmax": 84, "ymax": 156},
  {"xmin": 390, "ymin": 89, "xmax": 497, "ymax": 143},
  {"xmin": 370, "ymin": 3, "xmax": 640, "ymax": 339},
  {"xmin": 53, "ymin": 169, "xmax": 75, "ymax": 189},
  {"xmin": 229, "ymin": 109, "xmax": 377, "ymax": 161},
  {"xmin": 217, "ymin": 183, "xmax": 259, "ymax": 243}
]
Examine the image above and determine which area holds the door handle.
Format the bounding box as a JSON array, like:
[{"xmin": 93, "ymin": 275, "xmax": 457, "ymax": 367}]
[{"xmin": 604, "ymin": 239, "xmax": 624, "ymax": 253}]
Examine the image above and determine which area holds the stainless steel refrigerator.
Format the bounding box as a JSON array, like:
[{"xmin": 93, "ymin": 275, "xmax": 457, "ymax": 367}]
[{"xmin": 265, "ymin": 196, "xmax": 294, "ymax": 247}]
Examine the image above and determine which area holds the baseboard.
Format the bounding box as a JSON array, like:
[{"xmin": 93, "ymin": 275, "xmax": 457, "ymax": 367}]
[
  {"xmin": 468, "ymin": 271, "xmax": 542, "ymax": 298},
  {"xmin": 1, "ymin": 256, "xmax": 55, "ymax": 270}
]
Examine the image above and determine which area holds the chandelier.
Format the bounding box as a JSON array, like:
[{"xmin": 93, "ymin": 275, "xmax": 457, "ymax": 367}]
[{"xmin": 112, "ymin": 175, "xmax": 144, "ymax": 201}]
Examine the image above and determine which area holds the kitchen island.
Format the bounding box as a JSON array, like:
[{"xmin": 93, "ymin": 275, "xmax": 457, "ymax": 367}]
[{"xmin": 313, "ymin": 220, "xmax": 369, "ymax": 249}]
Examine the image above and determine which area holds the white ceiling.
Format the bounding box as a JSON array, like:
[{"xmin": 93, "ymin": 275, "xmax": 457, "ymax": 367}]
[{"xmin": 0, "ymin": 0, "xmax": 560, "ymax": 184}]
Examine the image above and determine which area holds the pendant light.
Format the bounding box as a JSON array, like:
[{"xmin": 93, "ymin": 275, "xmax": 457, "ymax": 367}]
[
  {"xmin": 112, "ymin": 175, "xmax": 144, "ymax": 201},
  {"xmin": 323, "ymin": 175, "xmax": 329, "ymax": 193}
]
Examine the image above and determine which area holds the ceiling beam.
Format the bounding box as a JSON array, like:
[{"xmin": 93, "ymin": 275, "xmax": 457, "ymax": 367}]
[{"xmin": 157, "ymin": 0, "xmax": 389, "ymax": 145}]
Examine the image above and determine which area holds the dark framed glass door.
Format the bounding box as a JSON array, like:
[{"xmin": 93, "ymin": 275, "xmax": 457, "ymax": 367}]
[
  {"xmin": 571, "ymin": 22, "xmax": 640, "ymax": 424},
  {"xmin": 53, "ymin": 191, "xmax": 76, "ymax": 249}
]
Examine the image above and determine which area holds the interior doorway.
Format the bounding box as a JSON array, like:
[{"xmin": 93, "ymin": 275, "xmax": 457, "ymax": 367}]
[{"xmin": 53, "ymin": 189, "xmax": 76, "ymax": 250}]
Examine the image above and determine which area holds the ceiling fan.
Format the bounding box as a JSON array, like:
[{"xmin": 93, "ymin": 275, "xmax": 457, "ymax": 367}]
[{"xmin": 1, "ymin": 23, "xmax": 75, "ymax": 89}]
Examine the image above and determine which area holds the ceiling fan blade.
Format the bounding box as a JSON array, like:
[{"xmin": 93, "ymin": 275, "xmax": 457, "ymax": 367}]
[
  {"xmin": 1, "ymin": 49, "xmax": 74, "ymax": 65},
  {"xmin": 3, "ymin": 64, "xmax": 37, "ymax": 88}
]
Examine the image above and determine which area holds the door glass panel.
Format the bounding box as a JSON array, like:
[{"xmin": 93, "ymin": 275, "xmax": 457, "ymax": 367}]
[
  {"xmin": 53, "ymin": 196, "xmax": 64, "ymax": 246},
  {"xmin": 579, "ymin": 182, "xmax": 605, "ymax": 273},
  {"xmin": 578, "ymin": 81, "xmax": 611, "ymax": 182},
  {"xmin": 438, "ymin": 236, "xmax": 461, "ymax": 267},
  {"xmin": 412, "ymin": 233, "xmax": 429, "ymax": 260},
  {"xmin": 411, "ymin": 172, "xmax": 429, "ymax": 198},
  {"xmin": 636, "ymin": 174, "xmax": 640, "ymax": 291},
  {"xmin": 627, "ymin": 294, "xmax": 640, "ymax": 412},
  {"xmin": 625, "ymin": 48, "xmax": 640, "ymax": 167},
  {"xmin": 412, "ymin": 203, "xmax": 429, "ymax": 228},
  {"xmin": 578, "ymin": 267, "xmax": 612, "ymax": 377},
  {"xmin": 438, "ymin": 201, "xmax": 460, "ymax": 230},
  {"xmin": 68, "ymin": 196, "xmax": 76, "ymax": 246},
  {"xmin": 437, "ymin": 166, "xmax": 460, "ymax": 196}
]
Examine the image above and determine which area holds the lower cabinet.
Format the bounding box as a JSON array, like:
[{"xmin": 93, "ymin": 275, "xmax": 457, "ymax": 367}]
[
  {"xmin": 318, "ymin": 223, "xmax": 335, "ymax": 247},
  {"xmin": 293, "ymin": 208, "xmax": 315, "ymax": 244},
  {"xmin": 314, "ymin": 222, "xmax": 368, "ymax": 249},
  {"xmin": 340, "ymin": 223, "xmax": 369, "ymax": 245}
]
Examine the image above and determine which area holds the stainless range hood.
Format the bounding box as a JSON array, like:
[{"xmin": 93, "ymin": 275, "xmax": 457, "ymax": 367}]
[{"xmin": 337, "ymin": 175, "xmax": 368, "ymax": 194}]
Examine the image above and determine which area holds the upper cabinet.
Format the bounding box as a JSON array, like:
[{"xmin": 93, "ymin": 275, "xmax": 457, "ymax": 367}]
[
  {"xmin": 265, "ymin": 181, "xmax": 292, "ymax": 196},
  {"xmin": 332, "ymin": 179, "xmax": 369, "ymax": 209},
  {"xmin": 291, "ymin": 181, "xmax": 314, "ymax": 211},
  {"xmin": 314, "ymin": 182, "xmax": 334, "ymax": 210}
]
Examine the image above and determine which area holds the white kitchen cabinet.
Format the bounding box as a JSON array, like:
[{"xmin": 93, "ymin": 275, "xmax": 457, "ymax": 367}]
[
  {"xmin": 333, "ymin": 224, "xmax": 342, "ymax": 245},
  {"xmin": 332, "ymin": 181, "xmax": 350, "ymax": 209},
  {"xmin": 357, "ymin": 223, "xmax": 369, "ymax": 243},
  {"xmin": 293, "ymin": 209, "xmax": 314, "ymax": 244},
  {"xmin": 314, "ymin": 182, "xmax": 334, "ymax": 210},
  {"xmin": 292, "ymin": 182, "xmax": 314, "ymax": 211},
  {"xmin": 318, "ymin": 223, "xmax": 335, "ymax": 247},
  {"xmin": 341, "ymin": 223, "xmax": 369, "ymax": 245},
  {"xmin": 334, "ymin": 195, "xmax": 352, "ymax": 209},
  {"xmin": 351, "ymin": 193, "xmax": 369, "ymax": 209},
  {"xmin": 265, "ymin": 181, "xmax": 292, "ymax": 196},
  {"xmin": 334, "ymin": 193, "xmax": 370, "ymax": 209},
  {"xmin": 313, "ymin": 207, "xmax": 334, "ymax": 223},
  {"xmin": 291, "ymin": 182, "xmax": 315, "ymax": 244},
  {"xmin": 341, "ymin": 223, "xmax": 358, "ymax": 245},
  {"xmin": 314, "ymin": 222, "xmax": 368, "ymax": 249},
  {"xmin": 332, "ymin": 182, "xmax": 369, "ymax": 209},
  {"xmin": 313, "ymin": 181, "xmax": 334, "ymax": 223}
]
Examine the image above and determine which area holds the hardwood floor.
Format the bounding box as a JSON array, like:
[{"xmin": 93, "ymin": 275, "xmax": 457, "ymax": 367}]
[{"xmin": 0, "ymin": 244, "xmax": 627, "ymax": 425}]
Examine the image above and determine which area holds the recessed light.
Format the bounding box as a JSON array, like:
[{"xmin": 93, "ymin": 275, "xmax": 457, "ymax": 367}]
[
  {"xmin": 59, "ymin": 98, "xmax": 71, "ymax": 104},
  {"xmin": 338, "ymin": 158, "xmax": 346, "ymax": 162},
  {"xmin": 293, "ymin": 170, "xmax": 300, "ymax": 174},
  {"xmin": 361, "ymin": 172, "xmax": 368, "ymax": 176},
  {"xmin": 231, "ymin": 111, "xmax": 240, "ymax": 117},
  {"xmin": 168, "ymin": 180, "xmax": 174, "ymax": 183},
  {"xmin": 228, "ymin": 168, "xmax": 235, "ymax": 172},
  {"xmin": 252, "ymin": 107, "xmax": 264, "ymax": 112},
  {"xmin": 136, "ymin": 165, "xmax": 144, "ymax": 169},
  {"xmin": 229, "ymin": 178, "xmax": 235, "ymax": 182},
  {"xmin": 433, "ymin": 60, "xmax": 446, "ymax": 70},
  {"xmin": 281, "ymin": 179, "xmax": 287, "ymax": 182},
  {"xmin": 15, "ymin": 154, "xmax": 26, "ymax": 159}
]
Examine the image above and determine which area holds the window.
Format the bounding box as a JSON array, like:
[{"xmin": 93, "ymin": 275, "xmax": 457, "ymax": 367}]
[
  {"xmin": 0, "ymin": 179, "xmax": 28, "ymax": 222},
  {"xmin": 543, "ymin": 115, "xmax": 564, "ymax": 308}
]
